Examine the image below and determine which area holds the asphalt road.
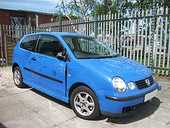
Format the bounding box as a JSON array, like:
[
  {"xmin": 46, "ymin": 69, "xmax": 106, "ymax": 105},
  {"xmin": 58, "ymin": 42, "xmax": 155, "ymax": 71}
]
[{"xmin": 0, "ymin": 66, "xmax": 170, "ymax": 128}]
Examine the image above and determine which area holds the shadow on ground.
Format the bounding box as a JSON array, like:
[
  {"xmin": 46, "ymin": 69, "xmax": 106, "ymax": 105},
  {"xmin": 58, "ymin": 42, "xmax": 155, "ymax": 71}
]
[
  {"xmin": 0, "ymin": 123, "xmax": 8, "ymax": 128},
  {"xmin": 31, "ymin": 88, "xmax": 106, "ymax": 121},
  {"xmin": 31, "ymin": 88, "xmax": 70, "ymax": 108},
  {"xmin": 30, "ymin": 88, "xmax": 161, "ymax": 123}
]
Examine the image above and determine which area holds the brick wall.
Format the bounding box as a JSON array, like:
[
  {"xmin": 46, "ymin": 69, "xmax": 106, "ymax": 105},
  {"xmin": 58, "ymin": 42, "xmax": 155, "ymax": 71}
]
[
  {"xmin": 0, "ymin": 11, "xmax": 10, "ymax": 25},
  {"xmin": 0, "ymin": 10, "xmax": 54, "ymax": 26}
]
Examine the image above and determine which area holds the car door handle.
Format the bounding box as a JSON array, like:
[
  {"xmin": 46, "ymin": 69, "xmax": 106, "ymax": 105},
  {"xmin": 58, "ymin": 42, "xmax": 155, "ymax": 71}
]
[{"xmin": 31, "ymin": 57, "xmax": 36, "ymax": 61}]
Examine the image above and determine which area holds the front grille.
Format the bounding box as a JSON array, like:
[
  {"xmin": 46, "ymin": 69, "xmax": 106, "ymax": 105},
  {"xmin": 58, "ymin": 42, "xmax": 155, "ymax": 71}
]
[{"xmin": 135, "ymin": 76, "xmax": 154, "ymax": 89}]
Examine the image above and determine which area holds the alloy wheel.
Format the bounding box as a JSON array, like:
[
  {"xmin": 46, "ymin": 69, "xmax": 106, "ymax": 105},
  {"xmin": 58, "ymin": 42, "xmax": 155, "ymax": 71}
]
[
  {"xmin": 13, "ymin": 69, "xmax": 22, "ymax": 85},
  {"xmin": 74, "ymin": 92, "xmax": 95, "ymax": 116}
]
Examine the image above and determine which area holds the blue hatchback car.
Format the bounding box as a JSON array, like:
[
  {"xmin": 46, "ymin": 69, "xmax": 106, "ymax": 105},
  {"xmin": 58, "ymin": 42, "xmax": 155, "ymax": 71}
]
[{"xmin": 12, "ymin": 32, "xmax": 161, "ymax": 120}]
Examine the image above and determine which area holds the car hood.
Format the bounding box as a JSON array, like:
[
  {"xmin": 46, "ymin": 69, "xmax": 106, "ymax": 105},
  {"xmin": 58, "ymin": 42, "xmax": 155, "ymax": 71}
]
[{"xmin": 77, "ymin": 56, "xmax": 152, "ymax": 82}]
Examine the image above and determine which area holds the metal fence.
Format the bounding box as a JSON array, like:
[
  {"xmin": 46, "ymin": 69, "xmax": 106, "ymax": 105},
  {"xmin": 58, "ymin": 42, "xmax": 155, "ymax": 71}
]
[
  {"xmin": 0, "ymin": 7, "xmax": 170, "ymax": 76},
  {"xmin": 0, "ymin": 25, "xmax": 36, "ymax": 65}
]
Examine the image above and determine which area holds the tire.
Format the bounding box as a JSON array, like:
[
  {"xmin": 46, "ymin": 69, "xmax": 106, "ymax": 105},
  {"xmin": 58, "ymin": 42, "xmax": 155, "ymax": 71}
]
[
  {"xmin": 13, "ymin": 66, "xmax": 25, "ymax": 88},
  {"xmin": 70, "ymin": 86, "xmax": 100, "ymax": 120}
]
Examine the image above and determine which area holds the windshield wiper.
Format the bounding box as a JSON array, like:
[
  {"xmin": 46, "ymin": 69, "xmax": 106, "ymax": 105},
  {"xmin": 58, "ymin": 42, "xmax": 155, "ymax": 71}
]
[
  {"xmin": 78, "ymin": 54, "xmax": 120, "ymax": 59},
  {"xmin": 112, "ymin": 54, "xmax": 120, "ymax": 57}
]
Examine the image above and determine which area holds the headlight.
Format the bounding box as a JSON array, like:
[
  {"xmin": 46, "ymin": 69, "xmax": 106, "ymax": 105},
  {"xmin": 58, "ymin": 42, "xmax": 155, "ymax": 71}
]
[
  {"xmin": 128, "ymin": 82, "xmax": 136, "ymax": 90},
  {"xmin": 112, "ymin": 77, "xmax": 127, "ymax": 92}
]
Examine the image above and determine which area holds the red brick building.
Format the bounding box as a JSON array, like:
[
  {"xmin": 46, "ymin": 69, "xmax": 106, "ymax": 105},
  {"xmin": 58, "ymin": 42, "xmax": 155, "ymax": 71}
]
[
  {"xmin": 0, "ymin": 9, "xmax": 59, "ymax": 64},
  {"xmin": 0, "ymin": 8, "xmax": 56, "ymax": 27}
]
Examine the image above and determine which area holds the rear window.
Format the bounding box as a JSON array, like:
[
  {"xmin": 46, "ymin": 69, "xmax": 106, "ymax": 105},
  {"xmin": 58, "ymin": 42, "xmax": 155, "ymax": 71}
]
[{"xmin": 20, "ymin": 35, "xmax": 38, "ymax": 51}]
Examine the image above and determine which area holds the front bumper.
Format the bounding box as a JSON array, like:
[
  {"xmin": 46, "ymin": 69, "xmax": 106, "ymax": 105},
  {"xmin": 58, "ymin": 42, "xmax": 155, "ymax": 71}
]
[{"xmin": 100, "ymin": 82, "xmax": 161, "ymax": 116}]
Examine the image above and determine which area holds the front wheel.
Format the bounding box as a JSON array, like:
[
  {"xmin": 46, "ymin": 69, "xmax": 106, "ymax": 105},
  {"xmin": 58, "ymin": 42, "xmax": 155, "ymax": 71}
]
[
  {"xmin": 70, "ymin": 86, "xmax": 100, "ymax": 120},
  {"xmin": 13, "ymin": 66, "xmax": 25, "ymax": 88}
]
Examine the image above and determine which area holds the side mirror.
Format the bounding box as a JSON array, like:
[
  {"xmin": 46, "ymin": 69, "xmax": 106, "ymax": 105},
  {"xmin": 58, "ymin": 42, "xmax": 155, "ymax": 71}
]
[{"xmin": 56, "ymin": 49, "xmax": 68, "ymax": 61}]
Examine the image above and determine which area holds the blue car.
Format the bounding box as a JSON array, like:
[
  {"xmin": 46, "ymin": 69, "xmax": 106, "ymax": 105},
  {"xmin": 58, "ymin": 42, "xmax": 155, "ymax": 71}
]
[{"xmin": 12, "ymin": 32, "xmax": 161, "ymax": 120}]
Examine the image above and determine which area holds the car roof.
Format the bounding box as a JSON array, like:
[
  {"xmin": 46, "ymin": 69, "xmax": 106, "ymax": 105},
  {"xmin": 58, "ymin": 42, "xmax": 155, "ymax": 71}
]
[{"xmin": 25, "ymin": 32, "xmax": 84, "ymax": 37}]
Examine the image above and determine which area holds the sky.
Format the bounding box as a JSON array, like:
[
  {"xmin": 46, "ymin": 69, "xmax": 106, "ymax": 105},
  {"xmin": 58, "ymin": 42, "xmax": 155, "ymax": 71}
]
[
  {"xmin": 0, "ymin": 0, "xmax": 137, "ymax": 14},
  {"xmin": 0, "ymin": 0, "xmax": 61, "ymax": 14}
]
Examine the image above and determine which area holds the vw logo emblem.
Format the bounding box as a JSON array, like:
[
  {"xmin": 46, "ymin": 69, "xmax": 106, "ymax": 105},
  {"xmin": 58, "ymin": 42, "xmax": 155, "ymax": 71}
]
[{"xmin": 145, "ymin": 79, "xmax": 150, "ymax": 86}]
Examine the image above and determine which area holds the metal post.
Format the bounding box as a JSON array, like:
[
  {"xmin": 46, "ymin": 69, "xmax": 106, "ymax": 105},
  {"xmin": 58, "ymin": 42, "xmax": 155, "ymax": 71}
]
[
  {"xmin": 59, "ymin": 15, "xmax": 62, "ymax": 32},
  {"xmin": 149, "ymin": 0, "xmax": 157, "ymax": 69},
  {"xmin": 94, "ymin": 15, "xmax": 98, "ymax": 38},
  {"xmin": 135, "ymin": 10, "xmax": 139, "ymax": 60},
  {"xmin": 0, "ymin": 24, "xmax": 2, "ymax": 66}
]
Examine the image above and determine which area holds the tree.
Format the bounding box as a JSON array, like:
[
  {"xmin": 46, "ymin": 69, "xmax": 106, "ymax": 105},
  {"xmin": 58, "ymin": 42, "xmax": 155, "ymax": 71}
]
[
  {"xmin": 55, "ymin": 0, "xmax": 97, "ymax": 17},
  {"xmin": 119, "ymin": 0, "xmax": 170, "ymax": 10},
  {"xmin": 92, "ymin": 0, "xmax": 118, "ymax": 15},
  {"xmin": 54, "ymin": 0, "xmax": 98, "ymax": 32}
]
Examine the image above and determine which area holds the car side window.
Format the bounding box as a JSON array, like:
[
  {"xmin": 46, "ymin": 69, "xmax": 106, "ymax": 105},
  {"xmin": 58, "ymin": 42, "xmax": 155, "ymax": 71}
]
[
  {"xmin": 37, "ymin": 35, "xmax": 64, "ymax": 58},
  {"xmin": 20, "ymin": 35, "xmax": 38, "ymax": 51}
]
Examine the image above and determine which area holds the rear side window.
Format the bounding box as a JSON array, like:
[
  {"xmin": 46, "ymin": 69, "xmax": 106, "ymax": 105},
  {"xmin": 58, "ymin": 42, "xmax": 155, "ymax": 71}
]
[{"xmin": 20, "ymin": 35, "xmax": 38, "ymax": 51}]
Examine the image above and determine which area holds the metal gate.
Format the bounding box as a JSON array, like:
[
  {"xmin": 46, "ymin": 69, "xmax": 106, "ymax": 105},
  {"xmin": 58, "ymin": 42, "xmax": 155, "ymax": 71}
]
[
  {"xmin": 0, "ymin": 25, "xmax": 7, "ymax": 66},
  {"xmin": 39, "ymin": 7, "xmax": 170, "ymax": 75}
]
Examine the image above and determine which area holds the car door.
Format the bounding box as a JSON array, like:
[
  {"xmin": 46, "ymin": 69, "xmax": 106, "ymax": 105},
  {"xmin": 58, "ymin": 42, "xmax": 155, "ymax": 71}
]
[
  {"xmin": 20, "ymin": 35, "xmax": 39, "ymax": 85},
  {"xmin": 27, "ymin": 35, "xmax": 67, "ymax": 98}
]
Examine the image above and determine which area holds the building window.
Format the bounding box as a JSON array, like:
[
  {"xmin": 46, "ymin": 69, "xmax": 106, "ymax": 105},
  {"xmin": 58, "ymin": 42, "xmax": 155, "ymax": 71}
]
[{"xmin": 10, "ymin": 16, "xmax": 27, "ymax": 26}]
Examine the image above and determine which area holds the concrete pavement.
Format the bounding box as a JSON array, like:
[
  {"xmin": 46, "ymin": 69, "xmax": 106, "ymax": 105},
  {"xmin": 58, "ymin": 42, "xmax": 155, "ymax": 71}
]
[{"xmin": 0, "ymin": 66, "xmax": 170, "ymax": 128}]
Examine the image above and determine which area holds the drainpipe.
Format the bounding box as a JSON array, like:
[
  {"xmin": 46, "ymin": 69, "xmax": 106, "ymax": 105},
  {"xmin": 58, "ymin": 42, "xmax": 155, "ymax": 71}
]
[
  {"xmin": 35, "ymin": 14, "xmax": 39, "ymax": 28},
  {"xmin": 28, "ymin": 16, "xmax": 31, "ymax": 26}
]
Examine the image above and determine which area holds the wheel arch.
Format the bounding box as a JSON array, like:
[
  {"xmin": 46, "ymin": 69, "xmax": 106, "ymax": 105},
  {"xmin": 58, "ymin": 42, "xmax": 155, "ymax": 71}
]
[
  {"xmin": 12, "ymin": 63, "xmax": 19, "ymax": 72},
  {"xmin": 68, "ymin": 82, "xmax": 97, "ymax": 101}
]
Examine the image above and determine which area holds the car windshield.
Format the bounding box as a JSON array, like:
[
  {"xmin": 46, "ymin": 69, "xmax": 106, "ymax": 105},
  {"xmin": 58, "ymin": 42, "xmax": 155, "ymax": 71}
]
[{"xmin": 63, "ymin": 36, "xmax": 119, "ymax": 59}]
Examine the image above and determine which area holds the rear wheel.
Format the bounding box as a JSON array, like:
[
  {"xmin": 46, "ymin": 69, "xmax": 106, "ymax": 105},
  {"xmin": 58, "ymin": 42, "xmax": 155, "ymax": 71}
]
[
  {"xmin": 70, "ymin": 86, "xmax": 100, "ymax": 120},
  {"xmin": 13, "ymin": 66, "xmax": 25, "ymax": 88}
]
